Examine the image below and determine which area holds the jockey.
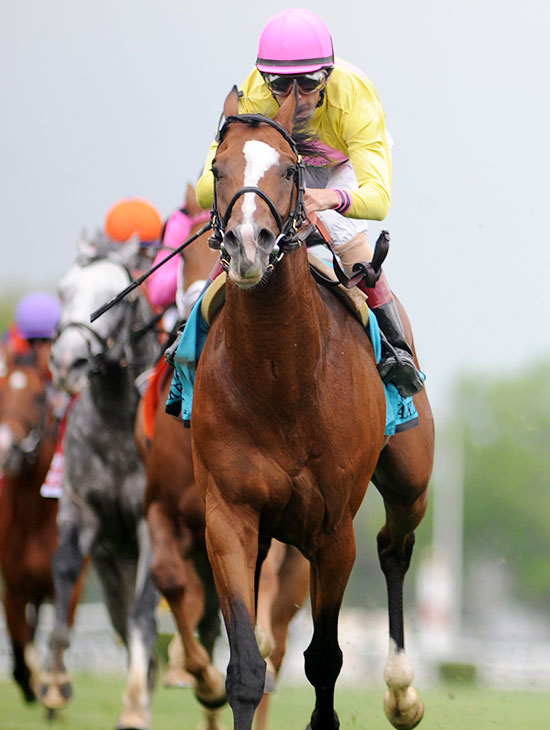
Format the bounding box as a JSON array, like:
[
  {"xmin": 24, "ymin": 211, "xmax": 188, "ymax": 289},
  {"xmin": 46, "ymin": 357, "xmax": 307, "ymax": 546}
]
[
  {"xmin": 0, "ymin": 291, "xmax": 62, "ymax": 387},
  {"xmin": 195, "ymin": 8, "xmax": 424, "ymax": 397},
  {"xmin": 14, "ymin": 291, "xmax": 61, "ymax": 342}
]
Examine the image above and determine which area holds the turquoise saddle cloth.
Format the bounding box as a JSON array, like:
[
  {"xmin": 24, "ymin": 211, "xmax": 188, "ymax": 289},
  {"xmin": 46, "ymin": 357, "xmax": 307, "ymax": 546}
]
[{"xmin": 169, "ymin": 291, "xmax": 419, "ymax": 436}]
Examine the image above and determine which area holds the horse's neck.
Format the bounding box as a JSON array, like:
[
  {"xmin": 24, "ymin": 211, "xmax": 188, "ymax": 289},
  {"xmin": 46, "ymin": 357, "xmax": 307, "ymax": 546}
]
[
  {"xmin": 223, "ymin": 248, "xmax": 326, "ymax": 391},
  {"xmin": 89, "ymin": 364, "xmax": 139, "ymax": 422},
  {"xmin": 182, "ymin": 234, "xmax": 217, "ymax": 291}
]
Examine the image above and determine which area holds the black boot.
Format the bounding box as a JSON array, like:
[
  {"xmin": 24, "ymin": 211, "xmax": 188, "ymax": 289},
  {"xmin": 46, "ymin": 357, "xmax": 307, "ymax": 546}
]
[
  {"xmin": 164, "ymin": 325, "xmax": 184, "ymax": 367},
  {"xmin": 372, "ymin": 300, "xmax": 424, "ymax": 397}
]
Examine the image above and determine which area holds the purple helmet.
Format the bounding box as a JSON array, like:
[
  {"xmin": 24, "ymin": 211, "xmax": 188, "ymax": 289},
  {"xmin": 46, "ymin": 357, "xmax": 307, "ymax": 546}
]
[{"xmin": 15, "ymin": 291, "xmax": 61, "ymax": 339}]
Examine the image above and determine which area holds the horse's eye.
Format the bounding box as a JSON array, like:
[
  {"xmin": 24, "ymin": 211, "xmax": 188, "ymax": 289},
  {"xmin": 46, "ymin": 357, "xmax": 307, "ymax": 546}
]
[
  {"xmin": 284, "ymin": 166, "xmax": 296, "ymax": 180},
  {"xmin": 212, "ymin": 165, "xmax": 220, "ymax": 180}
]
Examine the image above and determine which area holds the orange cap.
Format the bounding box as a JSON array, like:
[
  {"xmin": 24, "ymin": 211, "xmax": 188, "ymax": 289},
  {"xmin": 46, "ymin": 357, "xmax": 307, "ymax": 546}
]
[{"xmin": 104, "ymin": 197, "xmax": 163, "ymax": 243}]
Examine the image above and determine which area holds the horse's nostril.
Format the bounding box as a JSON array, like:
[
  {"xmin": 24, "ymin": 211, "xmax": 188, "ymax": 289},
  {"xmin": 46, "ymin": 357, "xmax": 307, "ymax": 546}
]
[
  {"xmin": 223, "ymin": 229, "xmax": 239, "ymax": 251},
  {"xmin": 257, "ymin": 228, "xmax": 276, "ymax": 251},
  {"xmin": 72, "ymin": 358, "xmax": 88, "ymax": 371}
]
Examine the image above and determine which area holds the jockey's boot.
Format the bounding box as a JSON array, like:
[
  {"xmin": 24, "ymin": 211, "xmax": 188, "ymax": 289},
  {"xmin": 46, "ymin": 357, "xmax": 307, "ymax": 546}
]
[
  {"xmin": 371, "ymin": 299, "xmax": 424, "ymax": 397},
  {"xmin": 357, "ymin": 273, "xmax": 424, "ymax": 397},
  {"xmin": 165, "ymin": 367, "xmax": 183, "ymax": 418},
  {"xmin": 164, "ymin": 325, "xmax": 183, "ymax": 367}
]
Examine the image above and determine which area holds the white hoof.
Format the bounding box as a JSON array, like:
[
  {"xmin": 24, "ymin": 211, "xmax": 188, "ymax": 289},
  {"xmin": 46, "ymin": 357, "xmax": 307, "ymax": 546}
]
[{"xmin": 383, "ymin": 686, "xmax": 424, "ymax": 729}]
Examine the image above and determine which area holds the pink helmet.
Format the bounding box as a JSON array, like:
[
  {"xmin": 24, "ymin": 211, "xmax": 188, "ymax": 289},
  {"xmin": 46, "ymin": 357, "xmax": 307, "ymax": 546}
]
[{"xmin": 256, "ymin": 8, "xmax": 334, "ymax": 75}]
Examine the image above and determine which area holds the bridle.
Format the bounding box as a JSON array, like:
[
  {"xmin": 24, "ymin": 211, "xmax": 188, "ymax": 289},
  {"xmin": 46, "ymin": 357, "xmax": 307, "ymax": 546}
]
[
  {"xmin": 55, "ymin": 259, "xmax": 151, "ymax": 374},
  {"xmin": 208, "ymin": 114, "xmax": 307, "ymax": 270}
]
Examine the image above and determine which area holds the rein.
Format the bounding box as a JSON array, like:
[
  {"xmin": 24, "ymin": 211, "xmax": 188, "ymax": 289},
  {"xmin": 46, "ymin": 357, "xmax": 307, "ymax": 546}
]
[
  {"xmin": 208, "ymin": 114, "xmax": 306, "ymax": 266},
  {"xmin": 90, "ymin": 220, "xmax": 212, "ymax": 322}
]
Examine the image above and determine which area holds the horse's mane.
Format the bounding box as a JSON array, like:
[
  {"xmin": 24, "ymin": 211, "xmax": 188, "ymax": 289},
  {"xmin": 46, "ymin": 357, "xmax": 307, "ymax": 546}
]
[{"xmin": 291, "ymin": 122, "xmax": 328, "ymax": 162}]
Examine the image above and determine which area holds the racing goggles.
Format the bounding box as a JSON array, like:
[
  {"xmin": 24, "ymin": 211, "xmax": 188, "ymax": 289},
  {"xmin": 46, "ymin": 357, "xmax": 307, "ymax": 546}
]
[{"xmin": 262, "ymin": 70, "xmax": 328, "ymax": 96}]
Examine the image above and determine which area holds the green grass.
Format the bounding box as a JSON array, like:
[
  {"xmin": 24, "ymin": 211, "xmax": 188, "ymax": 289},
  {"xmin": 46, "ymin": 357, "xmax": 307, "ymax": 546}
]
[{"xmin": 0, "ymin": 675, "xmax": 549, "ymax": 729}]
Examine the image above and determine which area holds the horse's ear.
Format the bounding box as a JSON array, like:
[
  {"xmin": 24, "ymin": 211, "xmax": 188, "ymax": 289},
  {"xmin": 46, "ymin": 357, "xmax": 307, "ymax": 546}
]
[
  {"xmin": 273, "ymin": 83, "xmax": 298, "ymax": 133},
  {"xmin": 223, "ymin": 85, "xmax": 240, "ymax": 118},
  {"xmin": 112, "ymin": 234, "xmax": 141, "ymax": 269},
  {"xmin": 77, "ymin": 228, "xmax": 97, "ymax": 263}
]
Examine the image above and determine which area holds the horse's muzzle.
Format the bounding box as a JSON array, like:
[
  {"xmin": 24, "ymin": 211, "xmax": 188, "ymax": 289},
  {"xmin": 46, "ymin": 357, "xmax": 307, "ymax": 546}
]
[{"xmin": 224, "ymin": 225, "xmax": 276, "ymax": 288}]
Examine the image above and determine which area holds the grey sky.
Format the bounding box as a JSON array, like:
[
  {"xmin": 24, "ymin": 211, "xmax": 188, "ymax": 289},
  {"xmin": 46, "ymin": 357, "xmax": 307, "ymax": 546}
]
[{"xmin": 1, "ymin": 0, "xmax": 549, "ymax": 422}]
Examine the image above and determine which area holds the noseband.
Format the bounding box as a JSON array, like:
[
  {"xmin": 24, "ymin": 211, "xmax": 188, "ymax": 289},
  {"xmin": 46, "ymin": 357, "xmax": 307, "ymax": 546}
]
[{"xmin": 208, "ymin": 114, "xmax": 306, "ymax": 265}]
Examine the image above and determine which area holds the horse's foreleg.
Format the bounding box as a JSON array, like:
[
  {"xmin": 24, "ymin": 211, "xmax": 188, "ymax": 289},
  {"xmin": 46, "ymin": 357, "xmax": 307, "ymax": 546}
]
[
  {"xmin": 117, "ymin": 518, "xmax": 159, "ymax": 730},
  {"xmin": 3, "ymin": 590, "xmax": 36, "ymax": 702},
  {"xmin": 376, "ymin": 491, "xmax": 428, "ymax": 730},
  {"xmin": 39, "ymin": 519, "xmax": 85, "ymax": 710},
  {"xmin": 254, "ymin": 545, "xmax": 309, "ymax": 730},
  {"xmin": 204, "ymin": 495, "xmax": 264, "ymax": 730},
  {"xmin": 147, "ymin": 502, "xmax": 224, "ymax": 703},
  {"xmin": 304, "ymin": 521, "xmax": 356, "ymax": 730}
]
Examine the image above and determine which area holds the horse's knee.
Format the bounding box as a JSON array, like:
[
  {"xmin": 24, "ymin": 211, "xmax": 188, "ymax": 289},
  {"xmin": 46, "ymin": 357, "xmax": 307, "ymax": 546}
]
[
  {"xmin": 377, "ymin": 529, "xmax": 415, "ymax": 579},
  {"xmin": 150, "ymin": 558, "xmax": 185, "ymax": 597}
]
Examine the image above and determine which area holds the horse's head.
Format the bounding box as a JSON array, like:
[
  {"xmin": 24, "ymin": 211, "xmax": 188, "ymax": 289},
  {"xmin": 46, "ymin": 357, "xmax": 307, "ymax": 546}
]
[
  {"xmin": 0, "ymin": 360, "xmax": 51, "ymax": 476},
  {"xmin": 50, "ymin": 234, "xmax": 155, "ymax": 394},
  {"xmin": 211, "ymin": 90, "xmax": 305, "ymax": 288}
]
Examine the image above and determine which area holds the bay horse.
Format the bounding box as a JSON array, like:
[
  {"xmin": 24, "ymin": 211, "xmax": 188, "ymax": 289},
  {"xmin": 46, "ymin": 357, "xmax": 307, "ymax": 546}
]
[
  {"xmin": 190, "ymin": 89, "xmax": 434, "ymax": 730},
  {"xmin": 135, "ymin": 185, "xmax": 309, "ymax": 730},
  {"xmin": 40, "ymin": 234, "xmax": 161, "ymax": 730},
  {"xmin": 0, "ymin": 346, "xmax": 83, "ymax": 703}
]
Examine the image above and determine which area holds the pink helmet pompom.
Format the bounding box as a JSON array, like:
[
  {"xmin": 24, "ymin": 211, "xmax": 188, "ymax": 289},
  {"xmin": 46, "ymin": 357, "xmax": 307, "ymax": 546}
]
[{"xmin": 256, "ymin": 8, "xmax": 334, "ymax": 75}]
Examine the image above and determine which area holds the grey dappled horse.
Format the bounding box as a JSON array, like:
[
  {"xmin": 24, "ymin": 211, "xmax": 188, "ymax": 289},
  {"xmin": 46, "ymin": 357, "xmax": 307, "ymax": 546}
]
[{"xmin": 40, "ymin": 234, "xmax": 161, "ymax": 730}]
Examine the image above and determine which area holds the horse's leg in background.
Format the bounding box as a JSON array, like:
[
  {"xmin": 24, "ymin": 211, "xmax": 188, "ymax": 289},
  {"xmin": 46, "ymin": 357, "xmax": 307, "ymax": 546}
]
[
  {"xmin": 94, "ymin": 519, "xmax": 159, "ymax": 730},
  {"xmin": 372, "ymin": 405, "xmax": 433, "ymax": 730},
  {"xmin": 254, "ymin": 544, "xmax": 309, "ymax": 730},
  {"xmin": 147, "ymin": 502, "xmax": 226, "ymax": 710},
  {"xmin": 3, "ymin": 589, "xmax": 37, "ymax": 702},
  {"xmin": 39, "ymin": 509, "xmax": 89, "ymax": 710},
  {"xmin": 203, "ymin": 493, "xmax": 264, "ymax": 730},
  {"xmin": 304, "ymin": 515, "xmax": 356, "ymax": 730},
  {"xmin": 255, "ymin": 540, "xmax": 286, "ymax": 682}
]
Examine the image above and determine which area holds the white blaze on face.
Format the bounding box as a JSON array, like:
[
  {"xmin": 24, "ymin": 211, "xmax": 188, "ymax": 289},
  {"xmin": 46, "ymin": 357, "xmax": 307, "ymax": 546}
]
[{"xmin": 240, "ymin": 140, "xmax": 280, "ymax": 261}]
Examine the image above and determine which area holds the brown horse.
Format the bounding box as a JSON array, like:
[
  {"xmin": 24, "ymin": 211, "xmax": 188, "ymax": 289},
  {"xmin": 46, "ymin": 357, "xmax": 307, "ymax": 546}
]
[
  {"xmin": 189, "ymin": 89, "xmax": 434, "ymax": 730},
  {"xmin": 0, "ymin": 346, "xmax": 83, "ymax": 703},
  {"xmin": 136, "ymin": 184, "xmax": 309, "ymax": 730}
]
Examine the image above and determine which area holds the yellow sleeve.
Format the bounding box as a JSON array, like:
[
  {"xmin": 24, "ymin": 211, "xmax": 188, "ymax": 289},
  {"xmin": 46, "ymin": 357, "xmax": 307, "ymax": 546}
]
[
  {"xmin": 195, "ymin": 141, "xmax": 218, "ymax": 210},
  {"xmin": 339, "ymin": 92, "xmax": 392, "ymax": 221}
]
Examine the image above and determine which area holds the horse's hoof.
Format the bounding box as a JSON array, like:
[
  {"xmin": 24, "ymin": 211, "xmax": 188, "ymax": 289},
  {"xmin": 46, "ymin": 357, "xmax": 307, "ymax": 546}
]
[
  {"xmin": 384, "ymin": 688, "xmax": 424, "ymax": 729},
  {"xmin": 195, "ymin": 665, "xmax": 227, "ymax": 709},
  {"xmin": 38, "ymin": 682, "xmax": 72, "ymax": 710},
  {"xmin": 162, "ymin": 666, "xmax": 195, "ymax": 689},
  {"xmin": 22, "ymin": 686, "xmax": 37, "ymax": 703},
  {"xmin": 116, "ymin": 712, "xmax": 150, "ymax": 730},
  {"xmin": 196, "ymin": 707, "xmax": 227, "ymax": 730}
]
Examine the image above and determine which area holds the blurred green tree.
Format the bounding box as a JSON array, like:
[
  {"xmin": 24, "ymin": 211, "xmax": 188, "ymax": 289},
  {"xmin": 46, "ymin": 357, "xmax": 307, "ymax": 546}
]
[{"xmin": 458, "ymin": 361, "xmax": 550, "ymax": 608}]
